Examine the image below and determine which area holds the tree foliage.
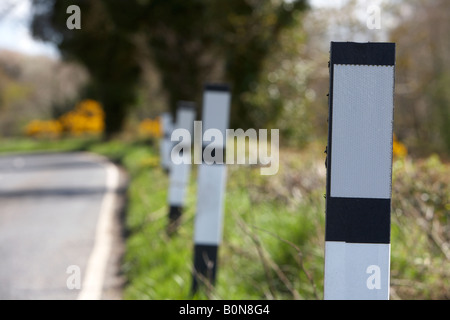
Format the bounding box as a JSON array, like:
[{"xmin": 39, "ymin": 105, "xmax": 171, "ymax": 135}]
[
  {"xmin": 31, "ymin": 0, "xmax": 308, "ymax": 133},
  {"xmin": 390, "ymin": 0, "xmax": 450, "ymax": 153},
  {"xmin": 31, "ymin": 0, "xmax": 142, "ymax": 138},
  {"xmin": 105, "ymin": 0, "xmax": 308, "ymax": 128}
]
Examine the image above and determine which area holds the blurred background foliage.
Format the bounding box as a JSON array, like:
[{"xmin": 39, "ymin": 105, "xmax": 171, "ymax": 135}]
[{"xmin": 0, "ymin": 0, "xmax": 446, "ymax": 156}]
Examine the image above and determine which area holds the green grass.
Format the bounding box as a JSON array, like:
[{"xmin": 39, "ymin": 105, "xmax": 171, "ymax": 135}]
[
  {"xmin": 0, "ymin": 137, "xmax": 100, "ymax": 154},
  {"xmin": 1, "ymin": 137, "xmax": 448, "ymax": 299},
  {"xmin": 116, "ymin": 142, "xmax": 329, "ymax": 300}
]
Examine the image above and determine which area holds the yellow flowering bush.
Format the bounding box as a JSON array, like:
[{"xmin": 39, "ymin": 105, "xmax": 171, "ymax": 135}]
[
  {"xmin": 25, "ymin": 99, "xmax": 104, "ymax": 138},
  {"xmin": 393, "ymin": 134, "xmax": 408, "ymax": 158},
  {"xmin": 138, "ymin": 117, "xmax": 162, "ymax": 139},
  {"xmin": 25, "ymin": 119, "xmax": 63, "ymax": 138},
  {"xmin": 59, "ymin": 99, "xmax": 104, "ymax": 135}
]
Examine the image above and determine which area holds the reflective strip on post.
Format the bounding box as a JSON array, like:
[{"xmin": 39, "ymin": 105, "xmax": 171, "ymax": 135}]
[
  {"xmin": 324, "ymin": 42, "xmax": 395, "ymax": 300},
  {"xmin": 167, "ymin": 102, "xmax": 196, "ymax": 231}
]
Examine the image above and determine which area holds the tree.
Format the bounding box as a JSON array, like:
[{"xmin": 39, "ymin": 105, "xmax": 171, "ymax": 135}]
[
  {"xmin": 103, "ymin": 0, "xmax": 308, "ymax": 128},
  {"xmin": 31, "ymin": 0, "xmax": 141, "ymax": 138},
  {"xmin": 215, "ymin": 0, "xmax": 308, "ymax": 129},
  {"xmin": 31, "ymin": 0, "xmax": 308, "ymax": 133}
]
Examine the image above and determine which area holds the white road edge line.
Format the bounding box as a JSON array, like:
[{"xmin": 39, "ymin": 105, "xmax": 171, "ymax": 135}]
[{"xmin": 77, "ymin": 156, "xmax": 120, "ymax": 300}]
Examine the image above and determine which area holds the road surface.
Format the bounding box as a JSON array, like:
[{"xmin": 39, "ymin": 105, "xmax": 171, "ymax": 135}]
[{"xmin": 0, "ymin": 152, "xmax": 127, "ymax": 300}]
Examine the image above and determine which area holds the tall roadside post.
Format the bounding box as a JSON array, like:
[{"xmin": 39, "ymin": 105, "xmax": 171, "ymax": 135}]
[
  {"xmin": 160, "ymin": 112, "xmax": 174, "ymax": 173},
  {"xmin": 324, "ymin": 42, "xmax": 396, "ymax": 300},
  {"xmin": 191, "ymin": 84, "xmax": 231, "ymax": 294},
  {"xmin": 167, "ymin": 101, "xmax": 196, "ymax": 234}
]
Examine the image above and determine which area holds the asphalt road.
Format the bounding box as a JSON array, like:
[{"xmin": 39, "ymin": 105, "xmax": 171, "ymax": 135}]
[{"xmin": 0, "ymin": 152, "xmax": 126, "ymax": 300}]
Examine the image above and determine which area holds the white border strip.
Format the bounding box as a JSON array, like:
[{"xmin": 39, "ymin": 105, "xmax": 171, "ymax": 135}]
[{"xmin": 77, "ymin": 159, "xmax": 120, "ymax": 300}]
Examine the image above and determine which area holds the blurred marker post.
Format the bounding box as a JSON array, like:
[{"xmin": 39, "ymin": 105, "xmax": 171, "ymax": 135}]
[
  {"xmin": 160, "ymin": 112, "xmax": 174, "ymax": 173},
  {"xmin": 191, "ymin": 84, "xmax": 230, "ymax": 294},
  {"xmin": 167, "ymin": 102, "xmax": 196, "ymax": 234},
  {"xmin": 324, "ymin": 42, "xmax": 395, "ymax": 300}
]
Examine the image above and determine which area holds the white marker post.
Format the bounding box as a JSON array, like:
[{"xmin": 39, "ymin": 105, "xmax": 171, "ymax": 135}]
[
  {"xmin": 167, "ymin": 102, "xmax": 196, "ymax": 234},
  {"xmin": 324, "ymin": 42, "xmax": 395, "ymax": 300},
  {"xmin": 160, "ymin": 112, "xmax": 174, "ymax": 173},
  {"xmin": 192, "ymin": 84, "xmax": 231, "ymax": 294}
]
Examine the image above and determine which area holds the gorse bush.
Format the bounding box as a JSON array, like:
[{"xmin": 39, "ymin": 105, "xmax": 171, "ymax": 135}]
[
  {"xmin": 24, "ymin": 119, "xmax": 63, "ymax": 138},
  {"xmin": 59, "ymin": 99, "xmax": 105, "ymax": 135},
  {"xmin": 393, "ymin": 134, "xmax": 408, "ymax": 158},
  {"xmin": 138, "ymin": 117, "xmax": 162, "ymax": 139},
  {"xmin": 24, "ymin": 103, "xmax": 164, "ymax": 141},
  {"xmin": 25, "ymin": 99, "xmax": 104, "ymax": 137}
]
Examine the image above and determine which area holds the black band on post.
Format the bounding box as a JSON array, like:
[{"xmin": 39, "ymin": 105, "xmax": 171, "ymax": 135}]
[
  {"xmin": 325, "ymin": 197, "xmax": 391, "ymax": 244},
  {"xmin": 191, "ymin": 244, "xmax": 218, "ymax": 294},
  {"xmin": 204, "ymin": 84, "xmax": 230, "ymax": 92},
  {"xmin": 330, "ymin": 42, "xmax": 395, "ymax": 66},
  {"xmin": 167, "ymin": 205, "xmax": 182, "ymax": 235}
]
